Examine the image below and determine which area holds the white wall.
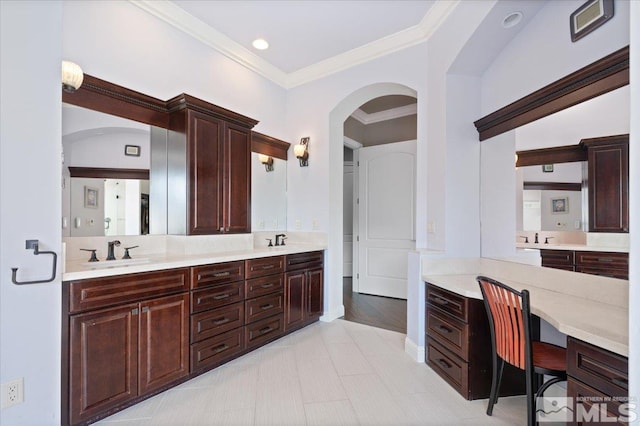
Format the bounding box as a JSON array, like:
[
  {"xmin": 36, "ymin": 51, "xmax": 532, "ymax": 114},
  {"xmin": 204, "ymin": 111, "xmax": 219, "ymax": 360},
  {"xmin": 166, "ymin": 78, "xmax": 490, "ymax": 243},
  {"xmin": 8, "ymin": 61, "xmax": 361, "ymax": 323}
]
[{"xmin": 0, "ymin": 2, "xmax": 63, "ymax": 424}]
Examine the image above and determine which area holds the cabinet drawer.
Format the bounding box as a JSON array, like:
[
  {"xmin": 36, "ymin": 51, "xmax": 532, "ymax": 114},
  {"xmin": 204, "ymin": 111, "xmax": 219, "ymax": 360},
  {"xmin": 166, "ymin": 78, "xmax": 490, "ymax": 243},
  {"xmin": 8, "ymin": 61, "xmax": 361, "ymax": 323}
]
[
  {"xmin": 285, "ymin": 251, "xmax": 323, "ymax": 272},
  {"xmin": 191, "ymin": 302, "xmax": 244, "ymax": 343},
  {"xmin": 567, "ymin": 337, "xmax": 628, "ymax": 398},
  {"xmin": 245, "ymin": 314, "xmax": 284, "ymax": 349},
  {"xmin": 68, "ymin": 268, "xmax": 189, "ymax": 314},
  {"xmin": 575, "ymin": 266, "xmax": 628, "ymax": 280},
  {"xmin": 426, "ymin": 284, "xmax": 467, "ymax": 322},
  {"xmin": 191, "ymin": 261, "xmax": 245, "ymax": 289},
  {"xmin": 427, "ymin": 340, "xmax": 468, "ymax": 398},
  {"xmin": 575, "ymin": 252, "xmax": 628, "ymax": 268},
  {"xmin": 245, "ymin": 292, "xmax": 284, "ymax": 324},
  {"xmin": 245, "ymin": 256, "xmax": 285, "ymax": 279},
  {"xmin": 191, "ymin": 281, "xmax": 244, "ymax": 313},
  {"xmin": 246, "ymin": 274, "xmax": 284, "ymax": 299},
  {"xmin": 540, "ymin": 249, "xmax": 575, "ymax": 266},
  {"xmin": 191, "ymin": 327, "xmax": 244, "ymax": 373},
  {"xmin": 567, "ymin": 378, "xmax": 626, "ymax": 425},
  {"xmin": 426, "ymin": 308, "xmax": 468, "ymax": 360}
]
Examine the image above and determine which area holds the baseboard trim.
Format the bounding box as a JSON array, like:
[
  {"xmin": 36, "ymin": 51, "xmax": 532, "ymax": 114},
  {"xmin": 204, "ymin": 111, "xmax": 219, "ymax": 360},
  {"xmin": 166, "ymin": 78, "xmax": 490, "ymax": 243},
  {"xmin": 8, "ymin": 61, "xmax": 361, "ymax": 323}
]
[
  {"xmin": 404, "ymin": 336, "xmax": 425, "ymax": 362},
  {"xmin": 320, "ymin": 304, "xmax": 345, "ymax": 322}
]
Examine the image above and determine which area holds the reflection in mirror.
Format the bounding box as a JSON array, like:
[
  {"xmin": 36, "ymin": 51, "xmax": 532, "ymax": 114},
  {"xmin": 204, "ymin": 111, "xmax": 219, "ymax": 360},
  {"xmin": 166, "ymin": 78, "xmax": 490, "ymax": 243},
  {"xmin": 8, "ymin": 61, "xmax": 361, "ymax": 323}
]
[
  {"xmin": 62, "ymin": 104, "xmax": 165, "ymax": 237},
  {"xmin": 251, "ymin": 152, "xmax": 287, "ymax": 231},
  {"xmin": 520, "ymin": 163, "xmax": 585, "ymax": 232}
]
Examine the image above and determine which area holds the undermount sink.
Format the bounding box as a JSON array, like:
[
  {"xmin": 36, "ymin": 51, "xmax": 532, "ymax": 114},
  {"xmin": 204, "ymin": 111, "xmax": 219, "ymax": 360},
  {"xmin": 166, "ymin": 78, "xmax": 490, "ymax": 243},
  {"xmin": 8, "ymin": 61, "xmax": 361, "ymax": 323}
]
[{"xmin": 82, "ymin": 258, "xmax": 151, "ymax": 269}]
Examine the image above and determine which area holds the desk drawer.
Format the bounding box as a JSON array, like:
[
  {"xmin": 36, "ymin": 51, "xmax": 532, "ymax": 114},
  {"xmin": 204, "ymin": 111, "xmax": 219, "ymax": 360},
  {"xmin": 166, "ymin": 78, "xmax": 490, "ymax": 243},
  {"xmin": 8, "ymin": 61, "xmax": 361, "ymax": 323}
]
[
  {"xmin": 567, "ymin": 378, "xmax": 626, "ymax": 425},
  {"xmin": 191, "ymin": 261, "xmax": 245, "ymax": 289},
  {"xmin": 245, "ymin": 292, "xmax": 284, "ymax": 324},
  {"xmin": 246, "ymin": 274, "xmax": 284, "ymax": 299},
  {"xmin": 427, "ymin": 340, "xmax": 467, "ymax": 398},
  {"xmin": 245, "ymin": 256, "xmax": 284, "ymax": 279},
  {"xmin": 575, "ymin": 266, "xmax": 628, "ymax": 280},
  {"xmin": 426, "ymin": 308, "xmax": 468, "ymax": 360},
  {"xmin": 191, "ymin": 327, "xmax": 244, "ymax": 373},
  {"xmin": 426, "ymin": 284, "xmax": 467, "ymax": 321},
  {"xmin": 567, "ymin": 337, "xmax": 628, "ymax": 398},
  {"xmin": 285, "ymin": 251, "xmax": 323, "ymax": 272},
  {"xmin": 191, "ymin": 282, "xmax": 244, "ymax": 313},
  {"xmin": 191, "ymin": 302, "xmax": 244, "ymax": 343},
  {"xmin": 575, "ymin": 251, "xmax": 628, "ymax": 268},
  {"xmin": 540, "ymin": 249, "xmax": 575, "ymax": 267}
]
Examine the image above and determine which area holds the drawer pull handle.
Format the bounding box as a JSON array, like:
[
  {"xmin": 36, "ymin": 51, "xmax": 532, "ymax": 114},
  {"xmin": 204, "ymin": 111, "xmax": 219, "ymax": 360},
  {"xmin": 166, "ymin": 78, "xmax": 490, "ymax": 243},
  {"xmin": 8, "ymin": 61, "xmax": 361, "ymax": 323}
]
[
  {"xmin": 261, "ymin": 265, "xmax": 275, "ymax": 270},
  {"xmin": 213, "ymin": 317, "xmax": 230, "ymax": 326},
  {"xmin": 597, "ymin": 258, "xmax": 613, "ymax": 262},
  {"xmin": 437, "ymin": 325, "xmax": 452, "ymax": 334},
  {"xmin": 213, "ymin": 293, "xmax": 231, "ymax": 300},
  {"xmin": 612, "ymin": 377, "xmax": 628, "ymax": 389},
  {"xmin": 433, "ymin": 296, "xmax": 450, "ymax": 306},
  {"xmin": 141, "ymin": 306, "xmax": 149, "ymax": 313},
  {"xmin": 260, "ymin": 304, "xmax": 274, "ymax": 310},
  {"xmin": 259, "ymin": 326, "xmax": 273, "ymax": 334},
  {"xmin": 260, "ymin": 283, "xmax": 274, "ymax": 289},
  {"xmin": 132, "ymin": 308, "xmax": 139, "ymax": 315},
  {"xmin": 437, "ymin": 359, "xmax": 451, "ymax": 369},
  {"xmin": 214, "ymin": 272, "xmax": 231, "ymax": 277},
  {"xmin": 212, "ymin": 343, "xmax": 229, "ymax": 354}
]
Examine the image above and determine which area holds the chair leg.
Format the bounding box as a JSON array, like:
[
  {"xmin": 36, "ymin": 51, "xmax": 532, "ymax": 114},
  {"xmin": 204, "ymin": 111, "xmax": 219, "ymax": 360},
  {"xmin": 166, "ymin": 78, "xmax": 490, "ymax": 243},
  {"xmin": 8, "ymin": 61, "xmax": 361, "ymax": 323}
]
[
  {"xmin": 526, "ymin": 370, "xmax": 535, "ymax": 426},
  {"xmin": 532, "ymin": 377, "xmax": 565, "ymax": 425},
  {"xmin": 487, "ymin": 357, "xmax": 504, "ymax": 416}
]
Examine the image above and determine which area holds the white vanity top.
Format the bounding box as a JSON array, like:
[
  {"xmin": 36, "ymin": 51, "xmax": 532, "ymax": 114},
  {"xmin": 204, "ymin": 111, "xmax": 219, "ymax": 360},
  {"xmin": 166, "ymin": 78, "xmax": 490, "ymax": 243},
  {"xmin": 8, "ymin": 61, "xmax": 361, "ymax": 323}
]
[
  {"xmin": 421, "ymin": 258, "xmax": 628, "ymax": 356},
  {"xmin": 515, "ymin": 242, "xmax": 629, "ymax": 253},
  {"xmin": 63, "ymin": 244, "xmax": 326, "ymax": 281}
]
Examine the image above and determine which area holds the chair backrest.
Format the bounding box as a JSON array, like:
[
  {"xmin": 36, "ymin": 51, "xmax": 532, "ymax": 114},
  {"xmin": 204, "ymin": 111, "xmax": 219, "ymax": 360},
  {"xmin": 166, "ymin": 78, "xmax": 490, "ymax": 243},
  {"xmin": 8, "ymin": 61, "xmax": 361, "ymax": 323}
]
[{"xmin": 477, "ymin": 276, "xmax": 532, "ymax": 371}]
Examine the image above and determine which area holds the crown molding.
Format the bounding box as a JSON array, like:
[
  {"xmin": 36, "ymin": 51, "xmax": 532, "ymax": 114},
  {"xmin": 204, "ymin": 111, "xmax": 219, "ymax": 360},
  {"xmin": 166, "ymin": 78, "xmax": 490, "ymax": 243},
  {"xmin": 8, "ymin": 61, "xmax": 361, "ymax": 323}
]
[
  {"xmin": 343, "ymin": 136, "xmax": 363, "ymax": 149},
  {"xmin": 130, "ymin": 0, "xmax": 289, "ymax": 87},
  {"xmin": 130, "ymin": 0, "xmax": 459, "ymax": 89},
  {"xmin": 351, "ymin": 103, "xmax": 417, "ymax": 125}
]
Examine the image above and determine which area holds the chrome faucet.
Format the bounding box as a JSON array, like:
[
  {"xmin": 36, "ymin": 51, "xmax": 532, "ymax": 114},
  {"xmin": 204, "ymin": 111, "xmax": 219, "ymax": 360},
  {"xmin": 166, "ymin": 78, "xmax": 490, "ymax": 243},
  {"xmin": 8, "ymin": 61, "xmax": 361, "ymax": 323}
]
[
  {"xmin": 106, "ymin": 240, "xmax": 121, "ymax": 260},
  {"xmin": 275, "ymin": 234, "xmax": 287, "ymax": 246}
]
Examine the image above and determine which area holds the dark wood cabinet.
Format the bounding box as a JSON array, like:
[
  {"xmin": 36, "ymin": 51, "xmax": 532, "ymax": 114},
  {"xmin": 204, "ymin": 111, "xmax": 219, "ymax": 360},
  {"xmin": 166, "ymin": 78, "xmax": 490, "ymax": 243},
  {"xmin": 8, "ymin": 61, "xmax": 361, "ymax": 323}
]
[
  {"xmin": 64, "ymin": 269, "xmax": 190, "ymax": 425},
  {"xmin": 425, "ymin": 283, "xmax": 525, "ymax": 400},
  {"xmin": 583, "ymin": 135, "xmax": 629, "ymax": 233},
  {"xmin": 284, "ymin": 251, "xmax": 324, "ymax": 332},
  {"xmin": 167, "ymin": 95, "xmax": 257, "ymax": 235},
  {"xmin": 566, "ymin": 337, "xmax": 629, "ymax": 425},
  {"xmin": 541, "ymin": 249, "xmax": 628, "ymax": 280}
]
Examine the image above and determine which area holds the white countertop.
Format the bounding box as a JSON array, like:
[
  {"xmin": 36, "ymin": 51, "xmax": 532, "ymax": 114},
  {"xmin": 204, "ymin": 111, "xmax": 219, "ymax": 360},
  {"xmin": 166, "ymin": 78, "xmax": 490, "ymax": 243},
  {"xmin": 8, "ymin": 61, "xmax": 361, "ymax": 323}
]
[
  {"xmin": 63, "ymin": 244, "xmax": 326, "ymax": 281},
  {"xmin": 422, "ymin": 262, "xmax": 629, "ymax": 356},
  {"xmin": 515, "ymin": 242, "xmax": 628, "ymax": 253}
]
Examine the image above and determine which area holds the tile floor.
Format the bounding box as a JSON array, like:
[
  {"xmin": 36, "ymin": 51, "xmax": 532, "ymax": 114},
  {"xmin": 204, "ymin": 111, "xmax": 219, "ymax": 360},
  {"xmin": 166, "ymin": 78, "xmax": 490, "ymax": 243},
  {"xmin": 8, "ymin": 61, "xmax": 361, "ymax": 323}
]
[{"xmin": 97, "ymin": 319, "xmax": 531, "ymax": 425}]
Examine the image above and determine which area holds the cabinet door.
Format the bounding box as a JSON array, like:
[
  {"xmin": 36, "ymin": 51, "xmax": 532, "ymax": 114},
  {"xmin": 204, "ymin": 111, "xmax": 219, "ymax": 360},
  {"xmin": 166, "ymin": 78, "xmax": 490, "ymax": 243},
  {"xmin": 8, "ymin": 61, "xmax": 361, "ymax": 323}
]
[
  {"xmin": 69, "ymin": 304, "xmax": 139, "ymax": 425},
  {"xmin": 588, "ymin": 140, "xmax": 629, "ymax": 233},
  {"xmin": 222, "ymin": 122, "xmax": 251, "ymax": 233},
  {"xmin": 138, "ymin": 293, "xmax": 189, "ymax": 395},
  {"xmin": 285, "ymin": 271, "xmax": 305, "ymax": 330},
  {"xmin": 188, "ymin": 110, "xmax": 224, "ymax": 235},
  {"xmin": 306, "ymin": 268, "xmax": 323, "ymax": 320}
]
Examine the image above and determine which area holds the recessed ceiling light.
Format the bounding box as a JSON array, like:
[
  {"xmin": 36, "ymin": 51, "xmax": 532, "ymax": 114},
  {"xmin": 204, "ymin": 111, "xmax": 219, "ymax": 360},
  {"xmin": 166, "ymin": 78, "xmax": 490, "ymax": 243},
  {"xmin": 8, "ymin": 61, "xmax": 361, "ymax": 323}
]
[
  {"xmin": 252, "ymin": 38, "xmax": 269, "ymax": 50},
  {"xmin": 502, "ymin": 11, "xmax": 523, "ymax": 29}
]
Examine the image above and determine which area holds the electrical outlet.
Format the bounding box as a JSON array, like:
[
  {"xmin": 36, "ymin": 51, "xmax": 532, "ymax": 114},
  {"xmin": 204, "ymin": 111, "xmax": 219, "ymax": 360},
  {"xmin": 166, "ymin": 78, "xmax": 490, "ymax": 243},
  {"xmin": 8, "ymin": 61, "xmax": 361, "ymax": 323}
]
[{"xmin": 2, "ymin": 378, "xmax": 24, "ymax": 409}]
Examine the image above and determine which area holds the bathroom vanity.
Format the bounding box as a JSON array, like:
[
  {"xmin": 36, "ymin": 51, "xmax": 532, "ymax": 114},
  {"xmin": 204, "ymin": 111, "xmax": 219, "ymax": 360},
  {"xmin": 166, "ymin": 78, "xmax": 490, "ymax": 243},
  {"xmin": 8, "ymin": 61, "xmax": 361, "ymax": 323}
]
[{"xmin": 61, "ymin": 247, "xmax": 324, "ymax": 425}]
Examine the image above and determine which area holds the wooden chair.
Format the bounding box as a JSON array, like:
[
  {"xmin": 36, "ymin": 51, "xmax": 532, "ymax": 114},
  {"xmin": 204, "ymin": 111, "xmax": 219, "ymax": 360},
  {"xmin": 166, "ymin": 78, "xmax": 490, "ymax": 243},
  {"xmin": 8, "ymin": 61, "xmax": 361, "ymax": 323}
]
[{"xmin": 477, "ymin": 276, "xmax": 567, "ymax": 426}]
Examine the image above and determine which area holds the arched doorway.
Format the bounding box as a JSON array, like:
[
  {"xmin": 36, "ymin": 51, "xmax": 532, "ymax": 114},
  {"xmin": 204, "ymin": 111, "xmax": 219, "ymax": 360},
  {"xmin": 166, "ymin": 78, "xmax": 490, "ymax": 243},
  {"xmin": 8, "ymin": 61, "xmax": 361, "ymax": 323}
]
[{"xmin": 324, "ymin": 83, "xmax": 418, "ymax": 330}]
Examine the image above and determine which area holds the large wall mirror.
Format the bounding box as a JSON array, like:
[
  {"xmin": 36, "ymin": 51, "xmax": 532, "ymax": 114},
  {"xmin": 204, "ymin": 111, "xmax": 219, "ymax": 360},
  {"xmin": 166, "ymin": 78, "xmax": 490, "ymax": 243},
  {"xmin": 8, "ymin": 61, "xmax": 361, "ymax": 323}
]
[
  {"xmin": 515, "ymin": 85, "xmax": 629, "ymax": 234},
  {"xmin": 62, "ymin": 76, "xmax": 288, "ymax": 237}
]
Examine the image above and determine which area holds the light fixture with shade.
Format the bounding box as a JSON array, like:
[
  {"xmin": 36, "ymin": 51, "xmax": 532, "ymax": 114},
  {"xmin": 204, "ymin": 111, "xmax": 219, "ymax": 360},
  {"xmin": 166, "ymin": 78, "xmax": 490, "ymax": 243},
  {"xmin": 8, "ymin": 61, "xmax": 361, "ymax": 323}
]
[
  {"xmin": 61, "ymin": 60, "xmax": 84, "ymax": 93},
  {"xmin": 294, "ymin": 137, "xmax": 309, "ymax": 167},
  {"xmin": 258, "ymin": 154, "xmax": 274, "ymax": 172}
]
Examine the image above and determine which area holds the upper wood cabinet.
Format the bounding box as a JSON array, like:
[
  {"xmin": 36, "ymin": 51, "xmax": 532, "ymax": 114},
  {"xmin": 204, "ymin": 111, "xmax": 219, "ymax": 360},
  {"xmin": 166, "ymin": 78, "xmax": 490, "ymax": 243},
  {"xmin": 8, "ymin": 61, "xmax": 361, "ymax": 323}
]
[
  {"xmin": 582, "ymin": 135, "xmax": 629, "ymax": 233},
  {"xmin": 167, "ymin": 95, "xmax": 257, "ymax": 235}
]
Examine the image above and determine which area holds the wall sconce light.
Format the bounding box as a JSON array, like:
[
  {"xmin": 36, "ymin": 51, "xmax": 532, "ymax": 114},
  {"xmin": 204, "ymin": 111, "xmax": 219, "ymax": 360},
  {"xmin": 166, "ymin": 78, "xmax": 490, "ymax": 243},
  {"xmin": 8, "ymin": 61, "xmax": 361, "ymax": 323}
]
[
  {"xmin": 294, "ymin": 137, "xmax": 309, "ymax": 167},
  {"xmin": 61, "ymin": 60, "xmax": 84, "ymax": 93},
  {"xmin": 258, "ymin": 154, "xmax": 274, "ymax": 172}
]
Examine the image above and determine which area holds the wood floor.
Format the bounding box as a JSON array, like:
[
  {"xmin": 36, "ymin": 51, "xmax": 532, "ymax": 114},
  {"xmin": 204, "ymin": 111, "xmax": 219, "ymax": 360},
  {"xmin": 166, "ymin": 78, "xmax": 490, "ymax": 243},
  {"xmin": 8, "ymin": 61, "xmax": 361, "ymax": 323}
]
[{"xmin": 342, "ymin": 277, "xmax": 407, "ymax": 334}]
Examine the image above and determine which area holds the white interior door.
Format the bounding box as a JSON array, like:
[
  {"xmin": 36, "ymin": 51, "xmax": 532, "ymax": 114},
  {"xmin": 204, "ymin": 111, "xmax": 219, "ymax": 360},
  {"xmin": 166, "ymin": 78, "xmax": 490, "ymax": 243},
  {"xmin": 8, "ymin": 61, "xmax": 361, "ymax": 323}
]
[
  {"xmin": 356, "ymin": 140, "xmax": 416, "ymax": 299},
  {"xmin": 343, "ymin": 162, "xmax": 354, "ymax": 277}
]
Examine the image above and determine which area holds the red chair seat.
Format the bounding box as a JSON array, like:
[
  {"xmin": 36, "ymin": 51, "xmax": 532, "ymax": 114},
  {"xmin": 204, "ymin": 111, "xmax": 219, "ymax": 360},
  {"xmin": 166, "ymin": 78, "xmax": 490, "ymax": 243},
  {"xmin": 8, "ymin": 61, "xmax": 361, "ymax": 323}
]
[{"xmin": 532, "ymin": 341, "xmax": 566, "ymax": 374}]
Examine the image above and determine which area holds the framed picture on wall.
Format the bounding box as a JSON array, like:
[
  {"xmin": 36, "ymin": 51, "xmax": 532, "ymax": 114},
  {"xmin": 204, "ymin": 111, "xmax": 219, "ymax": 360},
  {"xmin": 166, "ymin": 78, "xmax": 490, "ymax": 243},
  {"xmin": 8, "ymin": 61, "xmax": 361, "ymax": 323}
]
[
  {"xmin": 84, "ymin": 186, "xmax": 99, "ymax": 209},
  {"xmin": 551, "ymin": 197, "xmax": 568, "ymax": 214}
]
